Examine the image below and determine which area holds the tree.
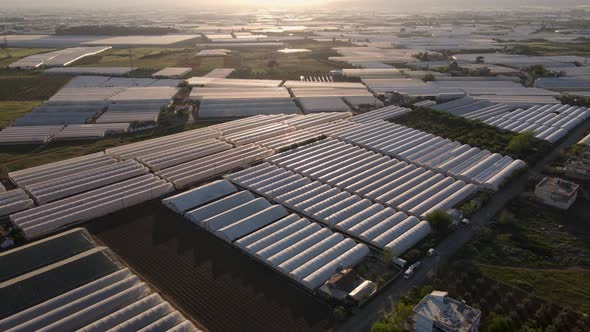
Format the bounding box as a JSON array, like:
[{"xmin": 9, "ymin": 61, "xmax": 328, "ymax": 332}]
[
  {"xmin": 527, "ymin": 64, "xmax": 549, "ymax": 85},
  {"xmin": 422, "ymin": 73, "xmax": 436, "ymax": 82},
  {"xmin": 498, "ymin": 210, "xmax": 517, "ymax": 225},
  {"xmin": 487, "ymin": 314, "xmax": 513, "ymax": 332},
  {"xmin": 426, "ymin": 210, "xmax": 452, "ymax": 233},
  {"xmin": 519, "ymin": 327, "xmax": 543, "ymax": 332},
  {"xmin": 380, "ymin": 247, "xmax": 395, "ymax": 263},
  {"xmin": 416, "ymin": 51, "xmax": 431, "ymax": 62},
  {"xmin": 370, "ymin": 321, "xmax": 395, "ymax": 332},
  {"xmin": 528, "ymin": 64, "xmax": 547, "ymax": 78},
  {"xmin": 267, "ymin": 59, "xmax": 278, "ymax": 69},
  {"xmin": 506, "ymin": 131, "xmax": 535, "ymax": 156},
  {"xmin": 333, "ymin": 305, "xmax": 350, "ymax": 321},
  {"xmin": 448, "ymin": 61, "xmax": 460, "ymax": 71},
  {"xmin": 386, "ymin": 302, "xmax": 414, "ymax": 331}
]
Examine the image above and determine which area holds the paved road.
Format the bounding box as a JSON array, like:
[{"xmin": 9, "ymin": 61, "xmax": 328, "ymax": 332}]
[{"xmin": 336, "ymin": 119, "xmax": 590, "ymax": 332}]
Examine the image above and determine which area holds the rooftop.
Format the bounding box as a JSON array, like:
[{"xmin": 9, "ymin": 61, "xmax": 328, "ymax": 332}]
[
  {"xmin": 413, "ymin": 291, "xmax": 481, "ymax": 332},
  {"xmin": 536, "ymin": 177, "xmax": 580, "ymax": 197}
]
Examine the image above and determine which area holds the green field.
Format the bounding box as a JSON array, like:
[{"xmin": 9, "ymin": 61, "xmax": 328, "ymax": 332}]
[
  {"xmin": 393, "ymin": 108, "xmax": 551, "ymax": 164},
  {"xmin": 226, "ymin": 43, "xmax": 345, "ymax": 80},
  {"xmin": 480, "ymin": 265, "xmax": 590, "ymax": 313},
  {"xmin": 457, "ymin": 197, "xmax": 590, "ymax": 314},
  {"xmin": 0, "ymin": 48, "xmax": 55, "ymax": 68},
  {"xmin": 67, "ymin": 40, "xmax": 347, "ymax": 79},
  {"xmin": 72, "ymin": 48, "xmax": 200, "ymax": 73},
  {"xmin": 0, "ymin": 100, "xmax": 42, "ymax": 128},
  {"xmin": 507, "ymin": 41, "xmax": 590, "ymax": 57},
  {"xmin": 407, "ymin": 197, "xmax": 590, "ymax": 331}
]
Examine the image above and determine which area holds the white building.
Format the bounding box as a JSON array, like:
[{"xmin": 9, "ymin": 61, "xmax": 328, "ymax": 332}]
[
  {"xmin": 413, "ymin": 291, "xmax": 481, "ymax": 332},
  {"xmin": 534, "ymin": 177, "xmax": 579, "ymax": 210}
]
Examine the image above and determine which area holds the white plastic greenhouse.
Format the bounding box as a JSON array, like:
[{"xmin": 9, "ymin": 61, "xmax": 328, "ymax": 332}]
[
  {"xmin": 0, "ymin": 230, "xmax": 198, "ymax": 332},
  {"xmin": 10, "ymin": 174, "xmax": 173, "ymax": 239},
  {"xmin": 162, "ymin": 184, "xmax": 370, "ymax": 290},
  {"xmin": 259, "ymin": 140, "xmax": 474, "ymax": 215},
  {"xmin": 385, "ymin": 221, "xmax": 432, "ymax": 256},
  {"xmin": 332, "ymin": 120, "xmax": 525, "ymax": 190},
  {"xmin": 224, "ymin": 163, "xmax": 435, "ymax": 252},
  {"xmin": 0, "ymin": 189, "xmax": 35, "ymax": 217},
  {"xmin": 162, "ymin": 179, "xmax": 238, "ymax": 214}
]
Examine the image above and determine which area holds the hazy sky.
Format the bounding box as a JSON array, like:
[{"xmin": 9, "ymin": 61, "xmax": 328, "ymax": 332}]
[{"xmin": 1, "ymin": 0, "xmax": 589, "ymax": 10}]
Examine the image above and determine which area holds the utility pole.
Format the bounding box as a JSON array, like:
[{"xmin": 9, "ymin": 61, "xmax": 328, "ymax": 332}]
[
  {"xmin": 433, "ymin": 252, "xmax": 440, "ymax": 276},
  {"xmin": 128, "ymin": 48, "xmax": 136, "ymax": 85},
  {"xmin": 1, "ymin": 22, "xmax": 11, "ymax": 59}
]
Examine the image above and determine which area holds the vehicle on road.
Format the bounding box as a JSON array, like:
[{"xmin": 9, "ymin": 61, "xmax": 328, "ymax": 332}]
[{"xmin": 403, "ymin": 261, "xmax": 422, "ymax": 279}]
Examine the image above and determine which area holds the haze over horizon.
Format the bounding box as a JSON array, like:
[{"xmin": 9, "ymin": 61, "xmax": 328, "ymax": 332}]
[{"xmin": 2, "ymin": 0, "xmax": 590, "ymax": 11}]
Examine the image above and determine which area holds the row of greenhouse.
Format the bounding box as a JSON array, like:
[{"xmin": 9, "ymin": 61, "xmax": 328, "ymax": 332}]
[
  {"xmin": 1, "ymin": 107, "xmax": 526, "ymax": 241},
  {"xmin": 1, "ymin": 113, "xmax": 358, "ymax": 238},
  {"xmin": 433, "ymin": 98, "xmax": 590, "ymax": 143},
  {"xmin": 0, "ymin": 228, "xmax": 200, "ymax": 332},
  {"xmin": 225, "ymin": 162, "xmax": 435, "ymax": 252},
  {"xmin": 260, "ymin": 140, "xmax": 478, "ymax": 217},
  {"xmin": 162, "ymin": 180, "xmax": 371, "ymax": 290},
  {"xmin": 333, "ymin": 121, "xmax": 526, "ymax": 191}
]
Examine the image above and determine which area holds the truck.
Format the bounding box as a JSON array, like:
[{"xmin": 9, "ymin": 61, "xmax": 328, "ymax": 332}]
[{"xmin": 403, "ymin": 261, "xmax": 422, "ymax": 279}]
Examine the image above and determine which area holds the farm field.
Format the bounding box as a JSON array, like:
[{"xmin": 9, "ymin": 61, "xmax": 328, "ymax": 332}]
[
  {"xmin": 479, "ymin": 265, "xmax": 590, "ymax": 313},
  {"xmin": 393, "ymin": 107, "xmax": 551, "ymax": 164},
  {"xmin": 68, "ymin": 40, "xmax": 347, "ymax": 79},
  {"xmin": 72, "ymin": 48, "xmax": 201, "ymax": 73},
  {"xmin": 226, "ymin": 42, "xmax": 346, "ymax": 80},
  {"xmin": 508, "ymin": 41, "xmax": 590, "ymax": 57},
  {"xmin": 0, "ymin": 48, "xmax": 55, "ymax": 67},
  {"xmin": 455, "ymin": 196, "xmax": 590, "ymax": 315},
  {"xmin": 88, "ymin": 202, "xmax": 333, "ymax": 332},
  {"xmin": 0, "ymin": 73, "xmax": 71, "ymax": 101},
  {"xmin": 373, "ymin": 194, "xmax": 590, "ymax": 331},
  {"xmin": 0, "ymin": 100, "xmax": 42, "ymax": 128}
]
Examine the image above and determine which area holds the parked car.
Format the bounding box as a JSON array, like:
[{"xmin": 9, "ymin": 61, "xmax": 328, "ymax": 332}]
[
  {"xmin": 403, "ymin": 261, "xmax": 422, "ymax": 279},
  {"xmin": 403, "ymin": 267, "xmax": 414, "ymax": 279}
]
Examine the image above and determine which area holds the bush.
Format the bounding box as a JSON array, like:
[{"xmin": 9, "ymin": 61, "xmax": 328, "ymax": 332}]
[
  {"xmin": 380, "ymin": 247, "xmax": 395, "ymax": 263},
  {"xmin": 333, "ymin": 305, "xmax": 350, "ymax": 321},
  {"xmin": 506, "ymin": 131, "xmax": 535, "ymax": 156},
  {"xmin": 498, "ymin": 210, "xmax": 517, "ymax": 225},
  {"xmin": 461, "ymin": 200, "xmax": 479, "ymax": 218},
  {"xmin": 371, "ymin": 300, "xmax": 418, "ymax": 332},
  {"xmin": 393, "ymin": 108, "xmax": 549, "ymax": 164},
  {"xmin": 426, "ymin": 210, "xmax": 452, "ymax": 233},
  {"xmin": 370, "ymin": 321, "xmax": 395, "ymax": 332},
  {"xmin": 422, "ymin": 73, "xmax": 436, "ymax": 82},
  {"xmin": 487, "ymin": 314, "xmax": 513, "ymax": 332}
]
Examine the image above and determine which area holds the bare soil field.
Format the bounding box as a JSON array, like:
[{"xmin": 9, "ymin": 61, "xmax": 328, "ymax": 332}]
[{"xmin": 88, "ymin": 201, "xmax": 333, "ymax": 332}]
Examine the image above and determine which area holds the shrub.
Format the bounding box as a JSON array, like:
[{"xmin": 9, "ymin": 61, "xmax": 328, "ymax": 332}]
[
  {"xmin": 422, "ymin": 73, "xmax": 436, "ymax": 82},
  {"xmin": 333, "ymin": 305, "xmax": 350, "ymax": 321},
  {"xmin": 506, "ymin": 131, "xmax": 535, "ymax": 156},
  {"xmin": 370, "ymin": 321, "xmax": 394, "ymax": 332},
  {"xmin": 426, "ymin": 210, "xmax": 452, "ymax": 233},
  {"xmin": 486, "ymin": 314, "xmax": 513, "ymax": 332},
  {"xmin": 498, "ymin": 210, "xmax": 517, "ymax": 225}
]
